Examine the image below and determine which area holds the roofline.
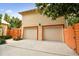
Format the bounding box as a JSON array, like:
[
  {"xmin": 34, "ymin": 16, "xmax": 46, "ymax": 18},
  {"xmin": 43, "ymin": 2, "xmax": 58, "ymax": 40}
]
[
  {"xmin": 19, "ymin": 9, "xmax": 38, "ymax": 15},
  {"xmin": 1, "ymin": 23, "xmax": 8, "ymax": 25}
]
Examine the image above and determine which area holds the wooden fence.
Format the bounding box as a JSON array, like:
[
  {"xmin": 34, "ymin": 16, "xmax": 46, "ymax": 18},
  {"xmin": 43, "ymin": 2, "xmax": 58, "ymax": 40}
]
[
  {"xmin": 7, "ymin": 28, "xmax": 21, "ymax": 39},
  {"xmin": 64, "ymin": 26, "xmax": 76, "ymax": 50},
  {"xmin": 64, "ymin": 23, "xmax": 79, "ymax": 54}
]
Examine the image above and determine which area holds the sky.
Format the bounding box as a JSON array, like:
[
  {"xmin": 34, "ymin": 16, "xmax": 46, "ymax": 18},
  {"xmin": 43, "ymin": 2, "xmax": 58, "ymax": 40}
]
[{"xmin": 0, "ymin": 3, "xmax": 36, "ymax": 19}]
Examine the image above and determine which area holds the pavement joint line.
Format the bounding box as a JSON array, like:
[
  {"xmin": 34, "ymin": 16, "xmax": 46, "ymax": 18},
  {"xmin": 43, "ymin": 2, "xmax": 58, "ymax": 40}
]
[{"xmin": 5, "ymin": 45, "xmax": 70, "ymax": 56}]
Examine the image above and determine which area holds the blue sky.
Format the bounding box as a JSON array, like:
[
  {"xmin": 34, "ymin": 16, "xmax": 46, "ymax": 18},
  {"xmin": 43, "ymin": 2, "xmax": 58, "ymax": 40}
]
[{"xmin": 0, "ymin": 3, "xmax": 36, "ymax": 19}]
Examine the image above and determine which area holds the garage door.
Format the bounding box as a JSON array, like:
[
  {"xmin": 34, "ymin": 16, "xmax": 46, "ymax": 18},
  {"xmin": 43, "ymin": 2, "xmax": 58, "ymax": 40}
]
[
  {"xmin": 43, "ymin": 26, "xmax": 64, "ymax": 41},
  {"xmin": 23, "ymin": 27, "xmax": 37, "ymax": 40}
]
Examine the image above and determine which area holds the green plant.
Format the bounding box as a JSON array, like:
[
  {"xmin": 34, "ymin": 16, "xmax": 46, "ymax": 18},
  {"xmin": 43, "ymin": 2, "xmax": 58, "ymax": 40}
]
[
  {"xmin": 2, "ymin": 35, "xmax": 12, "ymax": 40},
  {"xmin": 13, "ymin": 37, "xmax": 22, "ymax": 41},
  {"xmin": 0, "ymin": 38, "xmax": 6, "ymax": 45},
  {"xmin": 0, "ymin": 14, "xmax": 2, "ymax": 24},
  {"xmin": 4, "ymin": 14, "xmax": 22, "ymax": 29},
  {"xmin": 36, "ymin": 3, "xmax": 79, "ymax": 19},
  {"xmin": 9, "ymin": 17, "xmax": 22, "ymax": 28},
  {"xmin": 4, "ymin": 13, "xmax": 11, "ymax": 23},
  {"xmin": 67, "ymin": 16, "xmax": 79, "ymax": 26}
]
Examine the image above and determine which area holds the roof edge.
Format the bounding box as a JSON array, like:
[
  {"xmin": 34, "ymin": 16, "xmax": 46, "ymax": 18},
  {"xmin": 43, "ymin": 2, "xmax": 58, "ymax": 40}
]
[{"xmin": 19, "ymin": 9, "xmax": 38, "ymax": 15}]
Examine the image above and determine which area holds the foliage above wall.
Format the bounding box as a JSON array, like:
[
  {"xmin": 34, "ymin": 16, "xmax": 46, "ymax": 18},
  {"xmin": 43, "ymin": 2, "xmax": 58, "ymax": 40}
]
[
  {"xmin": 35, "ymin": 3, "xmax": 79, "ymax": 26},
  {"xmin": 67, "ymin": 16, "xmax": 79, "ymax": 26},
  {"xmin": 35, "ymin": 3, "xmax": 79, "ymax": 19}
]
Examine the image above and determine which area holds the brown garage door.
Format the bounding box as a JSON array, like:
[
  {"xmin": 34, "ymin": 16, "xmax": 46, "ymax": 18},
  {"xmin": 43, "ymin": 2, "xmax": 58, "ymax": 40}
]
[
  {"xmin": 43, "ymin": 25, "xmax": 64, "ymax": 41},
  {"xmin": 23, "ymin": 27, "xmax": 37, "ymax": 40}
]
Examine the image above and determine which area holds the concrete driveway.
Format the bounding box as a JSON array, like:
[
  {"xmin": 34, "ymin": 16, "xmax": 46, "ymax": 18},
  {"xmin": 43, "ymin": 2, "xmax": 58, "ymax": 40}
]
[{"xmin": 0, "ymin": 39, "xmax": 77, "ymax": 56}]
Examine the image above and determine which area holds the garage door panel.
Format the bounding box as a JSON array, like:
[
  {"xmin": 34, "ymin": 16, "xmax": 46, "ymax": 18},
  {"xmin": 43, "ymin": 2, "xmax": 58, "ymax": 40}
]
[
  {"xmin": 24, "ymin": 27, "xmax": 37, "ymax": 40},
  {"xmin": 43, "ymin": 26, "xmax": 63, "ymax": 41}
]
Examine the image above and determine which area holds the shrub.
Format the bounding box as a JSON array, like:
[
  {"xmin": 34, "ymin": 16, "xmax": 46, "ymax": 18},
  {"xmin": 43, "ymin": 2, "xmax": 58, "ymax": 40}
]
[
  {"xmin": 67, "ymin": 17, "xmax": 79, "ymax": 26},
  {"xmin": 0, "ymin": 38, "xmax": 6, "ymax": 45},
  {"xmin": 13, "ymin": 37, "xmax": 22, "ymax": 41},
  {"xmin": 2, "ymin": 35, "xmax": 12, "ymax": 40}
]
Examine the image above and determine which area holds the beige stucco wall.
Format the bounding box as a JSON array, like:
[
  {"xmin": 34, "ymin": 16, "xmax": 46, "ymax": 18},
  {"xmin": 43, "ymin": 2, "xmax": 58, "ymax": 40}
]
[
  {"xmin": 22, "ymin": 12, "xmax": 65, "ymax": 27},
  {"xmin": 21, "ymin": 11, "xmax": 65, "ymax": 40},
  {"xmin": 2, "ymin": 24, "xmax": 7, "ymax": 36}
]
